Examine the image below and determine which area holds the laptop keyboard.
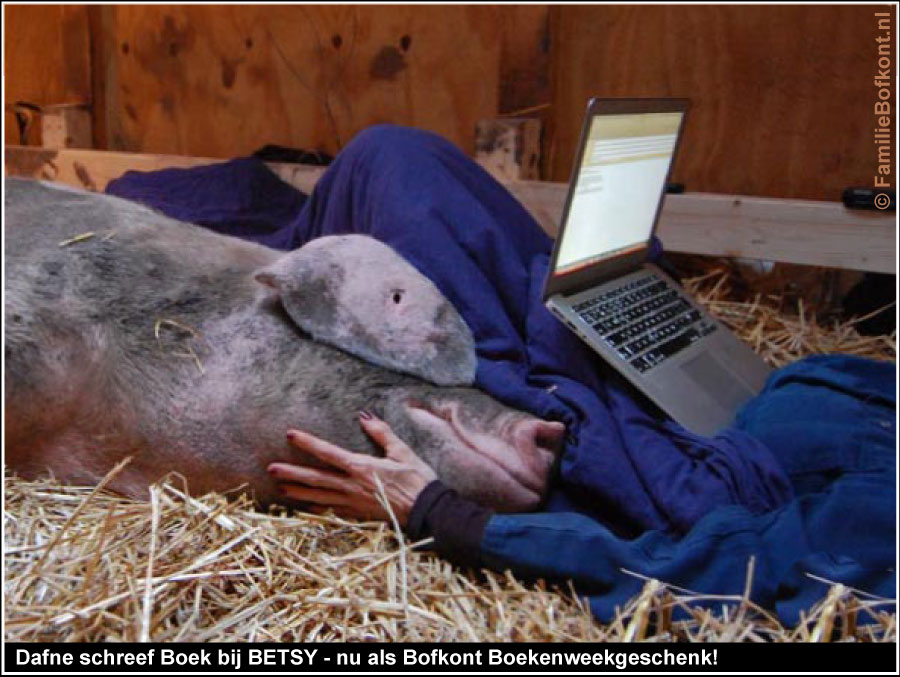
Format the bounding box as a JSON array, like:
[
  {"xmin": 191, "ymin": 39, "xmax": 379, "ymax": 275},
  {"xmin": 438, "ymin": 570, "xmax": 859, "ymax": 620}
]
[{"xmin": 572, "ymin": 273, "xmax": 717, "ymax": 373}]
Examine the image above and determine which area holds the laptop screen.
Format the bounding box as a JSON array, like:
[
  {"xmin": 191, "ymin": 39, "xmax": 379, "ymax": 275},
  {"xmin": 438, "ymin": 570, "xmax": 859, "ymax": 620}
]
[{"xmin": 553, "ymin": 111, "xmax": 684, "ymax": 275}]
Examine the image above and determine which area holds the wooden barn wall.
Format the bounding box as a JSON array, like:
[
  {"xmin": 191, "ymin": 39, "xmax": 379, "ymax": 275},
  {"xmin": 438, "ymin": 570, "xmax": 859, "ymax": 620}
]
[
  {"xmin": 87, "ymin": 5, "xmax": 549, "ymax": 158},
  {"xmin": 547, "ymin": 5, "xmax": 895, "ymax": 200},
  {"xmin": 3, "ymin": 5, "xmax": 92, "ymax": 145},
  {"xmin": 4, "ymin": 5, "xmax": 892, "ymax": 200}
]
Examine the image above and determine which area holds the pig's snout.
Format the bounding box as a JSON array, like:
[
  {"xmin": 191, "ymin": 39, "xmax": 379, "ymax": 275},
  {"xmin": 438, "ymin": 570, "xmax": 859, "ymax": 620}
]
[
  {"xmin": 510, "ymin": 418, "xmax": 566, "ymax": 485},
  {"xmin": 404, "ymin": 399, "xmax": 566, "ymax": 512}
]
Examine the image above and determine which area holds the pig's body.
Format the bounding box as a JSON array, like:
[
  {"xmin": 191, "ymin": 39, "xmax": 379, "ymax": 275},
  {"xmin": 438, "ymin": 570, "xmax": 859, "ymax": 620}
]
[{"xmin": 5, "ymin": 178, "xmax": 562, "ymax": 511}]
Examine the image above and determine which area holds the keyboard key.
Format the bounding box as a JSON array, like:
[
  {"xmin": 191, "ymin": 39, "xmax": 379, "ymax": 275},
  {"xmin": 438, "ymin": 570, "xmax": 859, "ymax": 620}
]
[
  {"xmin": 630, "ymin": 355, "xmax": 652, "ymax": 373},
  {"xmin": 621, "ymin": 309, "xmax": 702, "ymax": 355},
  {"xmin": 645, "ymin": 327, "xmax": 703, "ymax": 362},
  {"xmin": 593, "ymin": 291, "xmax": 682, "ymax": 333},
  {"xmin": 604, "ymin": 299, "xmax": 693, "ymax": 346},
  {"xmin": 573, "ymin": 274, "xmax": 661, "ymax": 320},
  {"xmin": 578, "ymin": 275, "xmax": 711, "ymax": 375}
]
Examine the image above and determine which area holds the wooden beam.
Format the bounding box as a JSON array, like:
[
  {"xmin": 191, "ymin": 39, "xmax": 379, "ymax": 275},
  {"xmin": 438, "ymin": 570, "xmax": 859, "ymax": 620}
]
[
  {"xmin": 498, "ymin": 181, "xmax": 896, "ymax": 275},
  {"xmin": 5, "ymin": 146, "xmax": 895, "ymax": 273},
  {"xmin": 3, "ymin": 145, "xmax": 326, "ymax": 195},
  {"xmin": 656, "ymin": 193, "xmax": 895, "ymax": 275}
]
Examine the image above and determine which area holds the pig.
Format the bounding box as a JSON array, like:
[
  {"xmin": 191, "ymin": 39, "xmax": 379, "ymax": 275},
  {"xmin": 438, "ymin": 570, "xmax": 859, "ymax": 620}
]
[{"xmin": 4, "ymin": 178, "xmax": 565, "ymax": 512}]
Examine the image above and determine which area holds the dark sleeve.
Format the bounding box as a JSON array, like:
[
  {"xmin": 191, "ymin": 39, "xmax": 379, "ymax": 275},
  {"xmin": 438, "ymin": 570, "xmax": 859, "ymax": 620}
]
[{"xmin": 405, "ymin": 480, "xmax": 493, "ymax": 568}]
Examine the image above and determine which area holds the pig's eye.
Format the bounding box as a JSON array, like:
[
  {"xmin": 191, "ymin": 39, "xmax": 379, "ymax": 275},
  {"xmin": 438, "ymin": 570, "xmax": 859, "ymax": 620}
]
[{"xmin": 391, "ymin": 290, "xmax": 404, "ymax": 304}]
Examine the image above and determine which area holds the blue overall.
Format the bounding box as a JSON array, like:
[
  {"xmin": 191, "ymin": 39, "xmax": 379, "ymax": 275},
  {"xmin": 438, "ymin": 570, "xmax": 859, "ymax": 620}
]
[
  {"xmin": 481, "ymin": 355, "xmax": 896, "ymax": 624},
  {"xmin": 107, "ymin": 125, "xmax": 896, "ymax": 623}
]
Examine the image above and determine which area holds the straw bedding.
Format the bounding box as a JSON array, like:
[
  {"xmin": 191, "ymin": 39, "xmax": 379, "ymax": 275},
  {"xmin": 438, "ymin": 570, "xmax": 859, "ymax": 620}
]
[{"xmin": 4, "ymin": 261, "xmax": 896, "ymax": 642}]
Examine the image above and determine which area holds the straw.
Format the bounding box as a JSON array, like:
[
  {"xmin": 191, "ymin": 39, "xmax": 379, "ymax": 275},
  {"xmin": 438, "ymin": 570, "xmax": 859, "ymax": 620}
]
[{"xmin": 4, "ymin": 259, "xmax": 895, "ymax": 642}]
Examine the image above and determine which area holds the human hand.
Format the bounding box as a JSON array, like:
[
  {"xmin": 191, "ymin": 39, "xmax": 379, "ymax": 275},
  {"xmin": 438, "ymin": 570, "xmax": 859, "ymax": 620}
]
[{"xmin": 268, "ymin": 411, "xmax": 438, "ymax": 526}]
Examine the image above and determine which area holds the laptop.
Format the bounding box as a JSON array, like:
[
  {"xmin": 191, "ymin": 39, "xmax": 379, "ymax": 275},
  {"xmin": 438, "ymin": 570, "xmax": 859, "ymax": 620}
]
[{"xmin": 543, "ymin": 98, "xmax": 771, "ymax": 436}]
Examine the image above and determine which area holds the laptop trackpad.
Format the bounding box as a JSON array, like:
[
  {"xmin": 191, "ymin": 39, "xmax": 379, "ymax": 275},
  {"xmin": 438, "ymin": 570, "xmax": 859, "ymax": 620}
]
[{"xmin": 680, "ymin": 353, "xmax": 754, "ymax": 411}]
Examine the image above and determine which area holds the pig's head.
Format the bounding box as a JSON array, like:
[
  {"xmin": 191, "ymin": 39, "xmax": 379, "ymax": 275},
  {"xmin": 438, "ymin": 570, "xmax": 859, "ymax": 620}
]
[{"xmin": 254, "ymin": 235, "xmax": 477, "ymax": 387}]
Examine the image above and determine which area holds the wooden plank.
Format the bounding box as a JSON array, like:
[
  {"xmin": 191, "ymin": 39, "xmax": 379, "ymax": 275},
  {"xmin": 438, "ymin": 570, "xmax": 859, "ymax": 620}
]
[
  {"xmin": 2, "ymin": 145, "xmax": 326, "ymax": 195},
  {"xmin": 5, "ymin": 146, "xmax": 894, "ymax": 273},
  {"xmin": 505, "ymin": 181, "xmax": 896, "ymax": 274},
  {"xmin": 548, "ymin": 5, "xmax": 895, "ymax": 200},
  {"xmin": 657, "ymin": 193, "xmax": 895, "ymax": 274}
]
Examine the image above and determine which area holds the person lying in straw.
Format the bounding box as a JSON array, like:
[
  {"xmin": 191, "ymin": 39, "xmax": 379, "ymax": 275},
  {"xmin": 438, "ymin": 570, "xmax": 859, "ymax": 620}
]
[{"xmin": 106, "ymin": 124, "xmax": 896, "ymax": 626}]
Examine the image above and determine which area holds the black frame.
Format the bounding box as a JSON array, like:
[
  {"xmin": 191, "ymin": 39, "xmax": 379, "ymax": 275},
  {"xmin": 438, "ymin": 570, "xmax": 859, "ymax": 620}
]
[{"xmin": 543, "ymin": 97, "xmax": 691, "ymax": 301}]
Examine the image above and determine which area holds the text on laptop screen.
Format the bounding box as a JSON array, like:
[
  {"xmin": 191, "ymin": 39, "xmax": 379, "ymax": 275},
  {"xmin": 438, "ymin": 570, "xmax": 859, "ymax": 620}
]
[{"xmin": 554, "ymin": 111, "xmax": 683, "ymax": 275}]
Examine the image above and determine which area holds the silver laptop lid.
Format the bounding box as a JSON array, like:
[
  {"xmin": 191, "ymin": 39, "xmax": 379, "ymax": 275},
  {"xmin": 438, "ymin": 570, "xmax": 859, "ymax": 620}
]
[{"xmin": 544, "ymin": 98, "xmax": 690, "ymax": 301}]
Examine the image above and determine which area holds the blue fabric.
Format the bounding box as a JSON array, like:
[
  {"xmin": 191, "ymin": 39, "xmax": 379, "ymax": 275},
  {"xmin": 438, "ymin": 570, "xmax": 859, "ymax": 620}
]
[
  {"xmin": 481, "ymin": 355, "xmax": 896, "ymax": 624},
  {"xmin": 108, "ymin": 156, "xmax": 308, "ymax": 247},
  {"xmin": 106, "ymin": 124, "xmax": 796, "ymax": 538}
]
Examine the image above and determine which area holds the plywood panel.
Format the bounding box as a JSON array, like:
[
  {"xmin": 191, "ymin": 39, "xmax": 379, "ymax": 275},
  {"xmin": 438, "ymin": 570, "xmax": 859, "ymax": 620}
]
[
  {"xmin": 96, "ymin": 5, "xmax": 508, "ymax": 157},
  {"xmin": 3, "ymin": 5, "xmax": 91, "ymax": 145},
  {"xmin": 549, "ymin": 5, "xmax": 895, "ymax": 200}
]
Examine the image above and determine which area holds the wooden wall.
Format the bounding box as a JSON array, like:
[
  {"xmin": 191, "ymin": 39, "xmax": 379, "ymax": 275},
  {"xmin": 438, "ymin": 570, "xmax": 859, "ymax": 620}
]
[
  {"xmin": 3, "ymin": 5, "xmax": 91, "ymax": 145},
  {"xmin": 90, "ymin": 5, "xmax": 548, "ymax": 157},
  {"xmin": 547, "ymin": 5, "xmax": 895, "ymax": 199},
  {"xmin": 5, "ymin": 5, "xmax": 893, "ymax": 201}
]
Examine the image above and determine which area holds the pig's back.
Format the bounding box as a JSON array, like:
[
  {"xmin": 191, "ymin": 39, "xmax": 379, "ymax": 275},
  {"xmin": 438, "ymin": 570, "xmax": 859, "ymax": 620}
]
[
  {"xmin": 6, "ymin": 178, "xmax": 278, "ymax": 324},
  {"xmin": 6, "ymin": 178, "xmax": 278, "ymax": 277},
  {"xmin": 4, "ymin": 179, "xmax": 283, "ymax": 483}
]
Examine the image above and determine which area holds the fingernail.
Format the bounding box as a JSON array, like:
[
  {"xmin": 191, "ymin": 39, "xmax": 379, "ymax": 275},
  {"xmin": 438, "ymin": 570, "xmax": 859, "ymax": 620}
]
[
  {"xmin": 267, "ymin": 467, "xmax": 279, "ymax": 477},
  {"xmin": 359, "ymin": 410, "xmax": 373, "ymax": 421},
  {"xmin": 287, "ymin": 431, "xmax": 298, "ymax": 440}
]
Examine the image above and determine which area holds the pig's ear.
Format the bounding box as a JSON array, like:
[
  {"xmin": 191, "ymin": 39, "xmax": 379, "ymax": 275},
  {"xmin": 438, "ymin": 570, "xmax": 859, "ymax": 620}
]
[
  {"xmin": 414, "ymin": 324, "xmax": 478, "ymax": 386},
  {"xmin": 321, "ymin": 290, "xmax": 478, "ymax": 387}
]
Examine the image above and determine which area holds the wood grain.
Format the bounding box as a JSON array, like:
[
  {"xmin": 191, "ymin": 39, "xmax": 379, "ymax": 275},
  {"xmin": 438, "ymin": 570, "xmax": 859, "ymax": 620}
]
[
  {"xmin": 548, "ymin": 5, "xmax": 895, "ymax": 200},
  {"xmin": 91, "ymin": 5, "xmax": 508, "ymax": 157},
  {"xmin": 5, "ymin": 4, "xmax": 893, "ymax": 203},
  {"xmin": 498, "ymin": 6, "xmax": 550, "ymax": 115},
  {"xmin": 3, "ymin": 5, "xmax": 92, "ymax": 145}
]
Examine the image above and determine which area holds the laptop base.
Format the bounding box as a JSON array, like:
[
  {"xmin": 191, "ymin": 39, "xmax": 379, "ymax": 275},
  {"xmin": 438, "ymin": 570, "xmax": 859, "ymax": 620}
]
[{"xmin": 548, "ymin": 263, "xmax": 771, "ymax": 436}]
